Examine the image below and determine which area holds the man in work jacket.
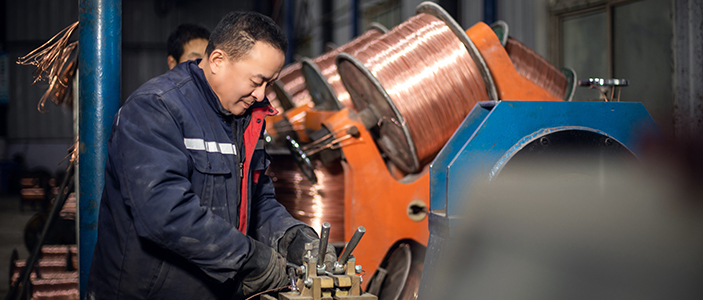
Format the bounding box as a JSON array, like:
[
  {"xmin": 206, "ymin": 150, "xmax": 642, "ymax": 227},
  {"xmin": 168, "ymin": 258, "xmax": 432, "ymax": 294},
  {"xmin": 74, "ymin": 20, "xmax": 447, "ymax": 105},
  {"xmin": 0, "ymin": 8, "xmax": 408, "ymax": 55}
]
[{"xmin": 87, "ymin": 11, "xmax": 335, "ymax": 299}]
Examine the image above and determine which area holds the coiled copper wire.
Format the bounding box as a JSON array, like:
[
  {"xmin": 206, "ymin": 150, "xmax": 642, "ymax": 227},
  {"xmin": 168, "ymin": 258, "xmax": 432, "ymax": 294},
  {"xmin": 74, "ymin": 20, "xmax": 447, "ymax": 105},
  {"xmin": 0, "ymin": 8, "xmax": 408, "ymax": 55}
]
[
  {"xmin": 312, "ymin": 27, "xmax": 386, "ymax": 109},
  {"xmin": 266, "ymin": 154, "xmax": 345, "ymax": 243},
  {"xmin": 267, "ymin": 62, "xmax": 313, "ymax": 109},
  {"xmin": 343, "ymin": 13, "xmax": 490, "ymax": 169},
  {"xmin": 505, "ymin": 37, "xmax": 567, "ymax": 99}
]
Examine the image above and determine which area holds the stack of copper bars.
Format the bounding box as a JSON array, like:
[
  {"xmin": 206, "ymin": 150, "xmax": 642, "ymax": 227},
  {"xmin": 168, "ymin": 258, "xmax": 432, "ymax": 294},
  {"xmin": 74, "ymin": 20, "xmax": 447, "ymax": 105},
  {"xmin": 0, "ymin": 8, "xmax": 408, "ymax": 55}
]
[{"xmin": 10, "ymin": 245, "xmax": 79, "ymax": 300}]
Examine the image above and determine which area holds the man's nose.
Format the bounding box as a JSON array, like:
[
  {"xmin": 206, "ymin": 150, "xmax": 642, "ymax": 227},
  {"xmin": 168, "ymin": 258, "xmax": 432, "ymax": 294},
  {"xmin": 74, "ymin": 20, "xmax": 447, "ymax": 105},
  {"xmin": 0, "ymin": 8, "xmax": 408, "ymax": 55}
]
[{"xmin": 252, "ymin": 85, "xmax": 266, "ymax": 102}]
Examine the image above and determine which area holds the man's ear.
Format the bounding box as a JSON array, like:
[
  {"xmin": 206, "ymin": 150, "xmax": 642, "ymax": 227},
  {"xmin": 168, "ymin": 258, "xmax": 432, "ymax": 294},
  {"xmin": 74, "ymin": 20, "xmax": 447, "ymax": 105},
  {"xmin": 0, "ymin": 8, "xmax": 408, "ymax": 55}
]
[
  {"xmin": 208, "ymin": 49, "xmax": 227, "ymax": 74},
  {"xmin": 167, "ymin": 55, "xmax": 178, "ymax": 70}
]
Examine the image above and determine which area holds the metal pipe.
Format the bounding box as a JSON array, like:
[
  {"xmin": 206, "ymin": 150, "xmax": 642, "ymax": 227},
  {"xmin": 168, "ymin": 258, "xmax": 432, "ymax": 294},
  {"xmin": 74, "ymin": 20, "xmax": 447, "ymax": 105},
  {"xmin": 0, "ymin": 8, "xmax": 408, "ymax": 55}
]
[
  {"xmin": 317, "ymin": 222, "xmax": 331, "ymax": 269},
  {"xmin": 483, "ymin": 0, "xmax": 496, "ymax": 25},
  {"xmin": 351, "ymin": 0, "xmax": 359, "ymax": 38},
  {"xmin": 285, "ymin": 0, "xmax": 295, "ymax": 64},
  {"xmin": 78, "ymin": 0, "xmax": 121, "ymax": 298},
  {"xmin": 338, "ymin": 226, "xmax": 365, "ymax": 265}
]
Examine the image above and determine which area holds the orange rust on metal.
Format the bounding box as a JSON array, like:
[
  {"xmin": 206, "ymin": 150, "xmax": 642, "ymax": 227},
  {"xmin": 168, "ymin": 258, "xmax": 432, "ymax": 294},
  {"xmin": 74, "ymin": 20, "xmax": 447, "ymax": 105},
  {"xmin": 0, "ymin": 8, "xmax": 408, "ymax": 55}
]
[
  {"xmin": 322, "ymin": 108, "xmax": 430, "ymax": 287},
  {"xmin": 465, "ymin": 22, "xmax": 561, "ymax": 101}
]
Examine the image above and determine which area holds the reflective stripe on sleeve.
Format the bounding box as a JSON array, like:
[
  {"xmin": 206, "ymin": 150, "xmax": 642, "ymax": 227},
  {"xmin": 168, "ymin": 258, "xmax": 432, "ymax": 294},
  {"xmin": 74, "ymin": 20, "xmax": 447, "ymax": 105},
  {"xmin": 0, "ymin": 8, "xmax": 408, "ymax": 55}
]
[{"xmin": 184, "ymin": 138, "xmax": 237, "ymax": 155}]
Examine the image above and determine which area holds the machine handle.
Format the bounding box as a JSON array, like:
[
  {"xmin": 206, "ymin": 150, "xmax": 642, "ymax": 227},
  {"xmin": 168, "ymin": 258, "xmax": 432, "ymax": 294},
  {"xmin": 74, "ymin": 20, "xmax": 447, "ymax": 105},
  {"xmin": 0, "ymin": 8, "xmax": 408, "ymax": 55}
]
[
  {"xmin": 317, "ymin": 222, "xmax": 331, "ymax": 269},
  {"xmin": 338, "ymin": 226, "xmax": 366, "ymax": 265}
]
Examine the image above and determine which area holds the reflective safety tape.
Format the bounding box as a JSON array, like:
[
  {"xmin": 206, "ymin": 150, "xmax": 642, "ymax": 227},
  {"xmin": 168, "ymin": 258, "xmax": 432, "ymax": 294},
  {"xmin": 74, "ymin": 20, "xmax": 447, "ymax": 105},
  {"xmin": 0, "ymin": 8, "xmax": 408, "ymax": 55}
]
[{"xmin": 184, "ymin": 138, "xmax": 237, "ymax": 155}]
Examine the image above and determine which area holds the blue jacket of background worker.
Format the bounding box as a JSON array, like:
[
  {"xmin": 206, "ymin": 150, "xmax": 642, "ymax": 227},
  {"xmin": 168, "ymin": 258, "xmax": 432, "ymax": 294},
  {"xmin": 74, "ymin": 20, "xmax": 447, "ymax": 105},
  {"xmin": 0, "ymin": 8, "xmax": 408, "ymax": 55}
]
[{"xmin": 86, "ymin": 59, "xmax": 305, "ymax": 299}]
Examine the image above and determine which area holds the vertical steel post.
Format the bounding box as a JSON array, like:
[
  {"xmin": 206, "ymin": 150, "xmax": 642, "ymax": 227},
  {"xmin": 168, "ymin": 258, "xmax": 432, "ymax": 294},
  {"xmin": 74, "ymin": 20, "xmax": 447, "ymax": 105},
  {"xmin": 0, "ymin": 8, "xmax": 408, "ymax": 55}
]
[
  {"xmin": 78, "ymin": 0, "xmax": 121, "ymax": 298},
  {"xmin": 285, "ymin": 0, "xmax": 295, "ymax": 64},
  {"xmin": 483, "ymin": 0, "xmax": 496, "ymax": 25},
  {"xmin": 351, "ymin": 0, "xmax": 359, "ymax": 38}
]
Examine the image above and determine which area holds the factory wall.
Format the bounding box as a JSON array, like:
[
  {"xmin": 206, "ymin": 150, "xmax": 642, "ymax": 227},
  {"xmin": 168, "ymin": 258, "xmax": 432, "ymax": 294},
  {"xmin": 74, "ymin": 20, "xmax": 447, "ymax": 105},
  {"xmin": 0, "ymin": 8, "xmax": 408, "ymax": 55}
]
[{"xmin": 0, "ymin": 0, "xmax": 701, "ymax": 181}]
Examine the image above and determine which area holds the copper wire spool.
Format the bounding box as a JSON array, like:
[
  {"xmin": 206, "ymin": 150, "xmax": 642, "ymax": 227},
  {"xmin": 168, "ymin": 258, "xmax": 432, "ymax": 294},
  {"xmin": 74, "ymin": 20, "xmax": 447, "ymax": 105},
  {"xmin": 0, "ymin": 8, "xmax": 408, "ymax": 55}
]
[
  {"xmin": 268, "ymin": 62, "xmax": 313, "ymax": 110},
  {"xmin": 267, "ymin": 154, "xmax": 345, "ymax": 243},
  {"xmin": 336, "ymin": 2, "xmax": 497, "ymax": 173},
  {"xmin": 301, "ymin": 23, "xmax": 388, "ymax": 111},
  {"xmin": 505, "ymin": 37, "xmax": 568, "ymax": 100}
]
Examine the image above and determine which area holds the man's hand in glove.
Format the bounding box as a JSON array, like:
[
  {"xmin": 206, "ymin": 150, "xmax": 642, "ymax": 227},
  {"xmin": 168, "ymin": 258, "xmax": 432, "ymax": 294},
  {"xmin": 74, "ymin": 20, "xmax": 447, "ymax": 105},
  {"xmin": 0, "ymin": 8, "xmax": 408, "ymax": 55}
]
[
  {"xmin": 239, "ymin": 237, "xmax": 290, "ymax": 297},
  {"xmin": 278, "ymin": 225, "xmax": 337, "ymax": 269}
]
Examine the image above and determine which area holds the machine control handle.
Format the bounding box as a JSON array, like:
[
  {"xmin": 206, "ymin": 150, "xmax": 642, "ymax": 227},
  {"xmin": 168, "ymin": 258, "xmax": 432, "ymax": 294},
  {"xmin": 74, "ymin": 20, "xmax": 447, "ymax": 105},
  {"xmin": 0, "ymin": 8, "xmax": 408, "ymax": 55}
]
[
  {"xmin": 338, "ymin": 226, "xmax": 366, "ymax": 265},
  {"xmin": 317, "ymin": 222, "xmax": 331, "ymax": 269}
]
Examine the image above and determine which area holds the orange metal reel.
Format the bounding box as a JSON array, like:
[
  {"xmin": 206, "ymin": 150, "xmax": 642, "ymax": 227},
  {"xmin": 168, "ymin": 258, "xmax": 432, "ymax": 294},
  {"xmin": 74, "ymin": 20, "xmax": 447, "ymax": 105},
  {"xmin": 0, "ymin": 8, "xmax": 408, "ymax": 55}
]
[
  {"xmin": 322, "ymin": 108, "xmax": 430, "ymax": 287},
  {"xmin": 465, "ymin": 22, "xmax": 562, "ymax": 101},
  {"xmin": 283, "ymin": 103, "xmax": 314, "ymax": 142}
]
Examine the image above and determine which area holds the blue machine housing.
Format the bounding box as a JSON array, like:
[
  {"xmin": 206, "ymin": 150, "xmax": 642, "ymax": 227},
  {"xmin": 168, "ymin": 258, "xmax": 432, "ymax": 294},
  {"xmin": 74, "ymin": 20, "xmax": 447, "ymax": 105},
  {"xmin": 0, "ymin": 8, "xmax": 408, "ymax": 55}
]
[{"xmin": 417, "ymin": 100, "xmax": 660, "ymax": 298}]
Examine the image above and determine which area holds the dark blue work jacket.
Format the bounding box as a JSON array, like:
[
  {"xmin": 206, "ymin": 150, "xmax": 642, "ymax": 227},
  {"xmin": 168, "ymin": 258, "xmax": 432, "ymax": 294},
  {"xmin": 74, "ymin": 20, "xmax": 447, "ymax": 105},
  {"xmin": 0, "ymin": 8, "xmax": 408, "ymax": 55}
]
[{"xmin": 86, "ymin": 60, "xmax": 304, "ymax": 299}]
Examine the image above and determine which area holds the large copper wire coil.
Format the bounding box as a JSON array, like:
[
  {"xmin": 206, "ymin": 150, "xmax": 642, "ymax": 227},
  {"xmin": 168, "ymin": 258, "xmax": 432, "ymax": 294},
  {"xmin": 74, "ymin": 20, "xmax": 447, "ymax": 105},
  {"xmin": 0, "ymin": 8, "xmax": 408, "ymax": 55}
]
[
  {"xmin": 505, "ymin": 37, "xmax": 568, "ymax": 100},
  {"xmin": 335, "ymin": 2, "xmax": 496, "ymax": 173},
  {"xmin": 301, "ymin": 24, "xmax": 388, "ymax": 111},
  {"xmin": 267, "ymin": 154, "xmax": 345, "ymax": 243},
  {"xmin": 268, "ymin": 62, "xmax": 313, "ymax": 110}
]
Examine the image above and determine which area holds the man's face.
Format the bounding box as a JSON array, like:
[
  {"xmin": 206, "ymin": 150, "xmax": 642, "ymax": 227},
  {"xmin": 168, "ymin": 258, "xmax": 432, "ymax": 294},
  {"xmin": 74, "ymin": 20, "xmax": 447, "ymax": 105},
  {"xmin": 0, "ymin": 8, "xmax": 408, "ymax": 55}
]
[
  {"xmin": 168, "ymin": 38, "xmax": 208, "ymax": 70},
  {"xmin": 209, "ymin": 41, "xmax": 285, "ymax": 116},
  {"xmin": 179, "ymin": 38, "xmax": 208, "ymax": 63}
]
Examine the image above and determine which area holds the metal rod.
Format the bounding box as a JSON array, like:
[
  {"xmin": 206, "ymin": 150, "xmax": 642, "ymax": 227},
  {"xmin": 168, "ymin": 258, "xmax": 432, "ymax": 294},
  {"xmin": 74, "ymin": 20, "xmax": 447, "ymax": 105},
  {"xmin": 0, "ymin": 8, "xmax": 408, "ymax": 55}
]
[
  {"xmin": 338, "ymin": 226, "xmax": 365, "ymax": 265},
  {"xmin": 317, "ymin": 222, "xmax": 331, "ymax": 268},
  {"xmin": 287, "ymin": 266, "xmax": 298, "ymax": 292},
  {"xmin": 78, "ymin": 0, "xmax": 122, "ymax": 298}
]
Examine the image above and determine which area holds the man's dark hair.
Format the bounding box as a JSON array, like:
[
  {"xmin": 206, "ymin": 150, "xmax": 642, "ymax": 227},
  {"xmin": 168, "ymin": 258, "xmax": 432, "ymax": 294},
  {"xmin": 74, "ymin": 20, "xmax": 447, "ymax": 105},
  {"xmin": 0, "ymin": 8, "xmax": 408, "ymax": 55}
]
[
  {"xmin": 167, "ymin": 24, "xmax": 211, "ymax": 61},
  {"xmin": 205, "ymin": 11, "xmax": 287, "ymax": 61}
]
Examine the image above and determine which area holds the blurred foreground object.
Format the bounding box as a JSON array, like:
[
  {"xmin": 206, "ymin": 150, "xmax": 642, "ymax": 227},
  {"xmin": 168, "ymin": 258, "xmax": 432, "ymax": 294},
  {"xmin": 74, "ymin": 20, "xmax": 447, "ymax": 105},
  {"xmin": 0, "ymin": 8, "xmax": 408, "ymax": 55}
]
[{"xmin": 423, "ymin": 146, "xmax": 703, "ymax": 300}]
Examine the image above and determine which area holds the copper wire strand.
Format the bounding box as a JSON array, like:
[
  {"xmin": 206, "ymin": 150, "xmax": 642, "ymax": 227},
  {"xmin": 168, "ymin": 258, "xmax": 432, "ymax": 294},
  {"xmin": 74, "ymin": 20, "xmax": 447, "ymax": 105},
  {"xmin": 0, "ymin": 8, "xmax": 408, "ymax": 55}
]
[
  {"xmin": 312, "ymin": 28, "xmax": 385, "ymax": 109},
  {"xmin": 505, "ymin": 37, "xmax": 567, "ymax": 99},
  {"xmin": 301, "ymin": 125, "xmax": 355, "ymax": 150},
  {"xmin": 245, "ymin": 285, "xmax": 292, "ymax": 300},
  {"xmin": 347, "ymin": 13, "xmax": 489, "ymax": 166},
  {"xmin": 267, "ymin": 154, "xmax": 345, "ymax": 243},
  {"xmin": 305, "ymin": 135, "xmax": 361, "ymax": 156},
  {"xmin": 17, "ymin": 21, "xmax": 79, "ymax": 112}
]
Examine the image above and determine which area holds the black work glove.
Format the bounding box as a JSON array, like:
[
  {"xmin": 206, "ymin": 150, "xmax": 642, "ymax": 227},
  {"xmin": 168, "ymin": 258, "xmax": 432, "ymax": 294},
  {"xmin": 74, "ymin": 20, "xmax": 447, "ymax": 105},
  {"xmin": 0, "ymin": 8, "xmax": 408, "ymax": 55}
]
[
  {"xmin": 239, "ymin": 237, "xmax": 289, "ymax": 297},
  {"xmin": 278, "ymin": 225, "xmax": 337, "ymax": 269}
]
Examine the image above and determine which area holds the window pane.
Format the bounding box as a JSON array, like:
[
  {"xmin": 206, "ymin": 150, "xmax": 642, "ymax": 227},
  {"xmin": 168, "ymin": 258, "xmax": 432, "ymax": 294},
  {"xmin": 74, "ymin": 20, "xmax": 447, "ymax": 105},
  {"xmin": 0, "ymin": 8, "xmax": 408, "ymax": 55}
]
[
  {"xmin": 562, "ymin": 10, "xmax": 608, "ymax": 101},
  {"xmin": 614, "ymin": 0, "xmax": 673, "ymax": 134}
]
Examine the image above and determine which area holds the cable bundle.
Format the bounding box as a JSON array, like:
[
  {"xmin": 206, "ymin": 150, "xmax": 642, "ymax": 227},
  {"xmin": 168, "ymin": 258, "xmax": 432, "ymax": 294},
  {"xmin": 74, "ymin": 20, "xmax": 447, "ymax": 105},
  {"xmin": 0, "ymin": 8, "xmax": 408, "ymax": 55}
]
[
  {"xmin": 505, "ymin": 37, "xmax": 567, "ymax": 99},
  {"xmin": 311, "ymin": 26, "xmax": 386, "ymax": 110},
  {"xmin": 338, "ymin": 12, "xmax": 491, "ymax": 172},
  {"xmin": 267, "ymin": 154, "xmax": 345, "ymax": 243}
]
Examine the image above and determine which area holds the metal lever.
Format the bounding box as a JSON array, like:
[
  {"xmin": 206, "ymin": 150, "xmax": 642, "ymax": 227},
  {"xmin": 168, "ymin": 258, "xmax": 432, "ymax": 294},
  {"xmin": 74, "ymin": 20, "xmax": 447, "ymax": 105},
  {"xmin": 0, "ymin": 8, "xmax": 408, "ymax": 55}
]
[
  {"xmin": 317, "ymin": 222, "xmax": 331, "ymax": 271},
  {"xmin": 335, "ymin": 226, "xmax": 366, "ymax": 272}
]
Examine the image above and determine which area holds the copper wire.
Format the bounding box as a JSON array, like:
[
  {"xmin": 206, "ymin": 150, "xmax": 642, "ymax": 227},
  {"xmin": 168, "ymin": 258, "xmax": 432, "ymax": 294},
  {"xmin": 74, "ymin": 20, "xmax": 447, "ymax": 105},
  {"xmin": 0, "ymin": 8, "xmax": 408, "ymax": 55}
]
[
  {"xmin": 267, "ymin": 62, "xmax": 313, "ymax": 108},
  {"xmin": 347, "ymin": 13, "xmax": 489, "ymax": 166},
  {"xmin": 17, "ymin": 21, "xmax": 79, "ymax": 112},
  {"xmin": 505, "ymin": 37, "xmax": 567, "ymax": 99},
  {"xmin": 267, "ymin": 154, "xmax": 345, "ymax": 243},
  {"xmin": 312, "ymin": 28, "xmax": 385, "ymax": 110}
]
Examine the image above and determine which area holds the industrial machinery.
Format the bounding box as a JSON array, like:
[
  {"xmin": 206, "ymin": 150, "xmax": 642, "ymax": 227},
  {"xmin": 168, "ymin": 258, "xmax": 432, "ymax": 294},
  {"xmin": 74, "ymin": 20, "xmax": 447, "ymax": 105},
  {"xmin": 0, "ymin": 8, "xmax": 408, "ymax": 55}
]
[
  {"xmin": 262, "ymin": 223, "xmax": 377, "ymax": 300},
  {"xmin": 272, "ymin": 2, "xmax": 585, "ymax": 299},
  {"xmin": 416, "ymin": 99, "xmax": 661, "ymax": 299}
]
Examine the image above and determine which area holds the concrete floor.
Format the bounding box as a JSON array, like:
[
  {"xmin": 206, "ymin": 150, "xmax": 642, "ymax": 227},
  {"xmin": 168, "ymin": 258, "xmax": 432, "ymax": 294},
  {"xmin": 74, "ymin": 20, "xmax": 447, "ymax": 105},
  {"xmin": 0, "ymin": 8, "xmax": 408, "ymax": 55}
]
[{"xmin": 0, "ymin": 195, "xmax": 38, "ymax": 297}]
